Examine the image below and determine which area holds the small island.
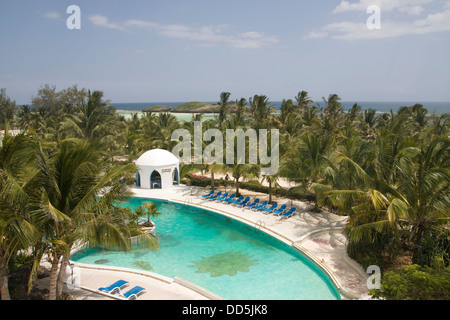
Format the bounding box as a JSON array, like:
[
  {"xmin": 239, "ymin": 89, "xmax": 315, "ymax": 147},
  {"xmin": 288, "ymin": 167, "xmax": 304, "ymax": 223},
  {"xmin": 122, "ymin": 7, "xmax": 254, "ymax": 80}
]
[{"xmin": 142, "ymin": 101, "xmax": 238, "ymax": 114}]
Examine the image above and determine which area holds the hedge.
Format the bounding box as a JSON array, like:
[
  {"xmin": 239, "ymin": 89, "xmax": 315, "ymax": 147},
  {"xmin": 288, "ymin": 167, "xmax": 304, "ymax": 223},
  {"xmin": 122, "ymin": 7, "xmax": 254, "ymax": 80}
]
[{"xmin": 182, "ymin": 174, "xmax": 316, "ymax": 203}]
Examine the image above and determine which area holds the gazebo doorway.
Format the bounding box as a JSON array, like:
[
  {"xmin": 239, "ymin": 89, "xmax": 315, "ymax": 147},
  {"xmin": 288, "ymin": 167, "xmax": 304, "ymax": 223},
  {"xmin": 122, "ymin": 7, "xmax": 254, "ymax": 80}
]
[
  {"xmin": 136, "ymin": 171, "xmax": 141, "ymax": 187},
  {"xmin": 150, "ymin": 170, "xmax": 162, "ymax": 189},
  {"xmin": 173, "ymin": 167, "xmax": 179, "ymax": 185}
]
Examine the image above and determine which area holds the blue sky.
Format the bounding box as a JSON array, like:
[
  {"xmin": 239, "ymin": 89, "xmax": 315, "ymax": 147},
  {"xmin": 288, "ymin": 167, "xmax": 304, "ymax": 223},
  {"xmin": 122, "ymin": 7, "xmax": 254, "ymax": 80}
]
[{"xmin": 1, "ymin": 0, "xmax": 450, "ymax": 105}]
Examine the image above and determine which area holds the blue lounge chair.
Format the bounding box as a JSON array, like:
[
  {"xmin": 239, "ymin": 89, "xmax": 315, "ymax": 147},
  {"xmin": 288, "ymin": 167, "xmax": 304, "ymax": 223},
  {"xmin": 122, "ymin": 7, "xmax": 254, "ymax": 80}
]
[
  {"xmin": 215, "ymin": 192, "xmax": 228, "ymax": 202},
  {"xmin": 231, "ymin": 196, "xmax": 244, "ymax": 205},
  {"xmin": 246, "ymin": 198, "xmax": 260, "ymax": 209},
  {"xmin": 253, "ymin": 200, "xmax": 268, "ymax": 211},
  {"xmin": 201, "ymin": 190, "xmax": 214, "ymax": 199},
  {"xmin": 263, "ymin": 202, "xmax": 278, "ymax": 214},
  {"xmin": 207, "ymin": 191, "xmax": 221, "ymax": 200},
  {"xmin": 119, "ymin": 285, "xmax": 146, "ymax": 300},
  {"xmin": 238, "ymin": 196, "xmax": 250, "ymax": 206},
  {"xmin": 209, "ymin": 191, "xmax": 222, "ymax": 201},
  {"xmin": 220, "ymin": 193, "xmax": 235, "ymax": 203},
  {"xmin": 223, "ymin": 194, "xmax": 237, "ymax": 204},
  {"xmin": 98, "ymin": 280, "xmax": 129, "ymax": 294},
  {"xmin": 273, "ymin": 204, "xmax": 287, "ymax": 216},
  {"xmin": 282, "ymin": 207, "xmax": 297, "ymax": 218}
]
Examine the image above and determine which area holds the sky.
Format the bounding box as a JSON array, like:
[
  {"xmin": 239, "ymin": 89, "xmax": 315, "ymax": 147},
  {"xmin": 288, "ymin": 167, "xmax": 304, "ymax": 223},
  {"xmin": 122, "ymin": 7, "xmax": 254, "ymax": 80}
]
[{"xmin": 1, "ymin": 0, "xmax": 450, "ymax": 105}]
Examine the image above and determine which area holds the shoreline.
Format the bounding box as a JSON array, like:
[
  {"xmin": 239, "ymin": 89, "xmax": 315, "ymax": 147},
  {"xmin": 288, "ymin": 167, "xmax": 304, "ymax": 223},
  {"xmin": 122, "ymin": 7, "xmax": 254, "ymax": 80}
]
[{"xmin": 116, "ymin": 110, "xmax": 218, "ymax": 121}]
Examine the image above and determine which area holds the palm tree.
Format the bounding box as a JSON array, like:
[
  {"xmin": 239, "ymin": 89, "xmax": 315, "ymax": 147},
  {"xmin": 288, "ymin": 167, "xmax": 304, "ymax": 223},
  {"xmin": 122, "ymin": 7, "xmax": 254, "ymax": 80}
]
[
  {"xmin": 261, "ymin": 173, "xmax": 280, "ymax": 204},
  {"xmin": 279, "ymin": 99, "xmax": 298, "ymax": 124},
  {"xmin": 249, "ymin": 94, "xmax": 275, "ymax": 129},
  {"xmin": 224, "ymin": 163, "xmax": 260, "ymax": 196},
  {"xmin": 61, "ymin": 90, "xmax": 119, "ymax": 141},
  {"xmin": 218, "ymin": 92, "xmax": 231, "ymax": 125},
  {"xmin": 227, "ymin": 97, "xmax": 248, "ymax": 128},
  {"xmin": 0, "ymin": 89, "xmax": 16, "ymax": 130},
  {"xmin": 295, "ymin": 90, "xmax": 313, "ymax": 111},
  {"xmin": 280, "ymin": 132, "xmax": 333, "ymax": 211},
  {"xmin": 17, "ymin": 105, "xmax": 33, "ymax": 131},
  {"xmin": 397, "ymin": 137, "xmax": 450, "ymax": 263},
  {"xmin": 141, "ymin": 112, "xmax": 180, "ymax": 151},
  {"xmin": 31, "ymin": 138, "xmax": 156, "ymax": 300},
  {"xmin": 0, "ymin": 130, "xmax": 38, "ymax": 300},
  {"xmin": 135, "ymin": 201, "xmax": 161, "ymax": 227},
  {"xmin": 322, "ymin": 137, "xmax": 449, "ymax": 265}
]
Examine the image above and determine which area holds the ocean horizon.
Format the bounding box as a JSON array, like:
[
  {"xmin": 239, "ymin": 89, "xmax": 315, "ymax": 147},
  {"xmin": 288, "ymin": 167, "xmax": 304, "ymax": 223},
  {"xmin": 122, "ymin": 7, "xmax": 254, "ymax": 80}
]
[{"xmin": 110, "ymin": 101, "xmax": 449, "ymax": 115}]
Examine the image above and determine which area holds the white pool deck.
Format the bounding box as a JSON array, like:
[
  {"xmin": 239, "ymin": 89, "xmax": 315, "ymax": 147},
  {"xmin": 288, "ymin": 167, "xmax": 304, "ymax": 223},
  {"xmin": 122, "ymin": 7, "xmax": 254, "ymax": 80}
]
[{"xmin": 58, "ymin": 185, "xmax": 371, "ymax": 300}]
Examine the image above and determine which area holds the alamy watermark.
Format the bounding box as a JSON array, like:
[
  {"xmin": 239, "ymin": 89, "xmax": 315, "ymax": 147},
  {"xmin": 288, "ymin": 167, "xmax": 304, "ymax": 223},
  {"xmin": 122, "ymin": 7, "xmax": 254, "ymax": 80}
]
[
  {"xmin": 65, "ymin": 4, "xmax": 381, "ymax": 31},
  {"xmin": 366, "ymin": 265, "xmax": 381, "ymax": 289},
  {"xmin": 367, "ymin": 5, "xmax": 381, "ymax": 30},
  {"xmin": 66, "ymin": 5, "xmax": 81, "ymax": 30},
  {"xmin": 171, "ymin": 121, "xmax": 279, "ymax": 175}
]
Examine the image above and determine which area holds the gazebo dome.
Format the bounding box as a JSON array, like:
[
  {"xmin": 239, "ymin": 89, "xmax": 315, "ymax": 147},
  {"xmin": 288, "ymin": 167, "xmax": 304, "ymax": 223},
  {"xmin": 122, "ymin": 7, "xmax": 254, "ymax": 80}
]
[
  {"xmin": 136, "ymin": 149, "xmax": 179, "ymax": 167},
  {"xmin": 135, "ymin": 149, "xmax": 180, "ymax": 189}
]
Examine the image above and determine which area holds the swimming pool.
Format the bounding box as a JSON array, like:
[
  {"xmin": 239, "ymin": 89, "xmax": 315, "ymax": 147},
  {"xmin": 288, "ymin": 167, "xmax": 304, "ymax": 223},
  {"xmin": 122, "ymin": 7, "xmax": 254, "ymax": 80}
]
[{"xmin": 71, "ymin": 197, "xmax": 341, "ymax": 300}]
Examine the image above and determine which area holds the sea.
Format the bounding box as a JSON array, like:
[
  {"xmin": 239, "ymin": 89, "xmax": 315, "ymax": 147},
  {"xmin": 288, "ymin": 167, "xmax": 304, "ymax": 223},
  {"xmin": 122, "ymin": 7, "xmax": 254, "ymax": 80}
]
[{"xmin": 111, "ymin": 101, "xmax": 449, "ymax": 117}]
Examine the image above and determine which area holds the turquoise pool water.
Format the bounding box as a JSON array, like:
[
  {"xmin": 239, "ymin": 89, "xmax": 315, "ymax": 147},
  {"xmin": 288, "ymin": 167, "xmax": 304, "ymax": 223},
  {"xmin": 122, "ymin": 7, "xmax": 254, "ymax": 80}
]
[{"xmin": 71, "ymin": 198, "xmax": 340, "ymax": 300}]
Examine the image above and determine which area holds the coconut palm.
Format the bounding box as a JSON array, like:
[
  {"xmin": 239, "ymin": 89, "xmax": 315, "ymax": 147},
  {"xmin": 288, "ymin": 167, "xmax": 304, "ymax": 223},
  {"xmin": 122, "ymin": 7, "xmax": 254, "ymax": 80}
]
[
  {"xmin": 135, "ymin": 201, "xmax": 161, "ymax": 227},
  {"xmin": 280, "ymin": 132, "xmax": 334, "ymax": 211},
  {"xmin": 295, "ymin": 90, "xmax": 313, "ymax": 112},
  {"xmin": 218, "ymin": 92, "xmax": 231, "ymax": 125},
  {"xmin": 279, "ymin": 99, "xmax": 298, "ymax": 124},
  {"xmin": 223, "ymin": 163, "xmax": 260, "ymax": 196},
  {"xmin": 0, "ymin": 130, "xmax": 39, "ymax": 300},
  {"xmin": 141, "ymin": 112, "xmax": 180, "ymax": 151},
  {"xmin": 227, "ymin": 97, "xmax": 248, "ymax": 128},
  {"xmin": 31, "ymin": 138, "xmax": 157, "ymax": 300},
  {"xmin": 61, "ymin": 90, "xmax": 119, "ymax": 141},
  {"xmin": 261, "ymin": 173, "xmax": 280, "ymax": 204},
  {"xmin": 249, "ymin": 94, "xmax": 276, "ymax": 129},
  {"xmin": 322, "ymin": 137, "xmax": 450, "ymax": 265}
]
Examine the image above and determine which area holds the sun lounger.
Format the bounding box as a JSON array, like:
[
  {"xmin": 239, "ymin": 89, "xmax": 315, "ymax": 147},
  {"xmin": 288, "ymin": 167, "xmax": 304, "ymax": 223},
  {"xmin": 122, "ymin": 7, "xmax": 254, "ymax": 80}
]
[
  {"xmin": 263, "ymin": 202, "xmax": 278, "ymax": 214},
  {"xmin": 230, "ymin": 196, "xmax": 244, "ymax": 205},
  {"xmin": 208, "ymin": 191, "xmax": 222, "ymax": 201},
  {"xmin": 273, "ymin": 204, "xmax": 287, "ymax": 216},
  {"xmin": 246, "ymin": 198, "xmax": 260, "ymax": 208},
  {"xmin": 119, "ymin": 285, "xmax": 146, "ymax": 300},
  {"xmin": 237, "ymin": 196, "xmax": 250, "ymax": 206},
  {"xmin": 281, "ymin": 207, "xmax": 297, "ymax": 218},
  {"xmin": 98, "ymin": 280, "xmax": 129, "ymax": 294},
  {"xmin": 253, "ymin": 200, "xmax": 268, "ymax": 211},
  {"xmin": 215, "ymin": 192, "xmax": 228, "ymax": 202},
  {"xmin": 223, "ymin": 194, "xmax": 236, "ymax": 204},
  {"xmin": 201, "ymin": 190, "xmax": 214, "ymax": 198},
  {"xmin": 220, "ymin": 193, "xmax": 235, "ymax": 203}
]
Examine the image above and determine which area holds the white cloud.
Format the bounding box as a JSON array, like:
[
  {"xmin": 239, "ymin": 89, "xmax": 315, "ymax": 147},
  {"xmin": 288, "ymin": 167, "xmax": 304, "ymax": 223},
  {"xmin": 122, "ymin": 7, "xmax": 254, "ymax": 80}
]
[
  {"xmin": 305, "ymin": 0, "xmax": 450, "ymax": 40},
  {"xmin": 43, "ymin": 11, "xmax": 61, "ymax": 20},
  {"xmin": 303, "ymin": 31, "xmax": 328, "ymax": 40},
  {"xmin": 88, "ymin": 15, "xmax": 278, "ymax": 49},
  {"xmin": 88, "ymin": 14, "xmax": 126, "ymax": 31},
  {"xmin": 333, "ymin": 0, "xmax": 433, "ymax": 15}
]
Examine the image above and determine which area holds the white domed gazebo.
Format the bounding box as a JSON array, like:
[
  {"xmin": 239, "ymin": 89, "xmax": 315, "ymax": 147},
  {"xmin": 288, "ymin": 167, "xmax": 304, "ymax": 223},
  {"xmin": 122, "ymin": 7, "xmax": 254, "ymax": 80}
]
[{"xmin": 135, "ymin": 149, "xmax": 180, "ymax": 189}]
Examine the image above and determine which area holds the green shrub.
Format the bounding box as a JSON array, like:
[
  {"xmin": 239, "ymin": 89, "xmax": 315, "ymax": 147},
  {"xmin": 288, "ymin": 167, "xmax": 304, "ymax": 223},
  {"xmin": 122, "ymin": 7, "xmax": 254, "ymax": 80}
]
[{"xmin": 370, "ymin": 264, "xmax": 450, "ymax": 300}]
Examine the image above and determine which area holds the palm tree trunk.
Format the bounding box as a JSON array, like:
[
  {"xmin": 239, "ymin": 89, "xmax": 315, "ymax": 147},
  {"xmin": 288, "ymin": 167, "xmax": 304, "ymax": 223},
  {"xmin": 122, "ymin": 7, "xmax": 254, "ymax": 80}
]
[
  {"xmin": 0, "ymin": 253, "xmax": 11, "ymax": 300},
  {"xmin": 268, "ymin": 179, "xmax": 273, "ymax": 204},
  {"xmin": 235, "ymin": 178, "xmax": 240, "ymax": 196},
  {"xmin": 412, "ymin": 223, "xmax": 425, "ymax": 264},
  {"xmin": 56, "ymin": 254, "xmax": 69, "ymax": 299},
  {"xmin": 48, "ymin": 252, "xmax": 60, "ymax": 300},
  {"xmin": 211, "ymin": 171, "xmax": 215, "ymax": 190}
]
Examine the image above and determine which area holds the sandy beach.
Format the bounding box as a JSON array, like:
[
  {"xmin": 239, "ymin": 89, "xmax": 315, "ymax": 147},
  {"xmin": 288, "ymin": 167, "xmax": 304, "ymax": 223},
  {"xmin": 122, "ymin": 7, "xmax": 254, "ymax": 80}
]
[{"xmin": 116, "ymin": 110, "xmax": 218, "ymax": 122}]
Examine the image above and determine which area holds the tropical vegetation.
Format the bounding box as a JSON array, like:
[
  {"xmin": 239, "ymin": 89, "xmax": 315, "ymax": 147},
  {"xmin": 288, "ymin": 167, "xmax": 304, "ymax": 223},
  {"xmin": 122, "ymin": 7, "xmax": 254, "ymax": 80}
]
[{"xmin": 0, "ymin": 85, "xmax": 448, "ymax": 300}]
